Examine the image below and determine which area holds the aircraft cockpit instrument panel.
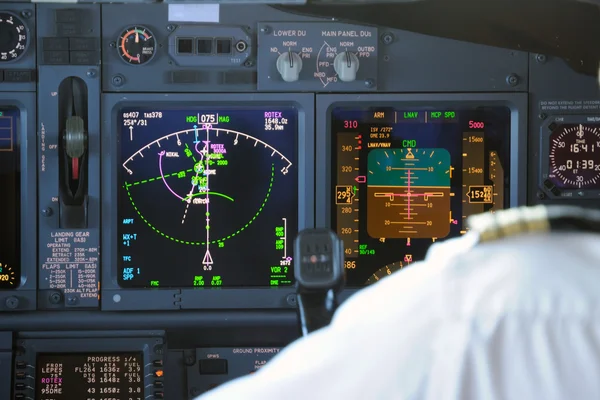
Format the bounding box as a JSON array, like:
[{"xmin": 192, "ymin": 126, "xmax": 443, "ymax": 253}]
[{"xmin": 0, "ymin": 1, "xmax": 596, "ymax": 398}]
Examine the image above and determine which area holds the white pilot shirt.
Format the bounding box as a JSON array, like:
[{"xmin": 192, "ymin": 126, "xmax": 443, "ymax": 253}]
[{"xmin": 196, "ymin": 232, "xmax": 600, "ymax": 400}]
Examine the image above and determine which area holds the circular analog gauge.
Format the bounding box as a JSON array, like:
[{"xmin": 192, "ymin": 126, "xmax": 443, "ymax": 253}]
[
  {"xmin": 365, "ymin": 261, "xmax": 404, "ymax": 285},
  {"xmin": 118, "ymin": 26, "xmax": 156, "ymax": 65},
  {"xmin": 549, "ymin": 124, "xmax": 600, "ymax": 189},
  {"xmin": 0, "ymin": 12, "xmax": 28, "ymax": 62},
  {"xmin": 0, "ymin": 262, "xmax": 17, "ymax": 288}
]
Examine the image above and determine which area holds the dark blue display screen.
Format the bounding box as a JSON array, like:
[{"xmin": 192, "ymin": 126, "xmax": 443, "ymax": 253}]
[
  {"xmin": 331, "ymin": 106, "xmax": 511, "ymax": 286},
  {"xmin": 118, "ymin": 108, "xmax": 297, "ymax": 288},
  {"xmin": 0, "ymin": 108, "xmax": 20, "ymax": 289}
]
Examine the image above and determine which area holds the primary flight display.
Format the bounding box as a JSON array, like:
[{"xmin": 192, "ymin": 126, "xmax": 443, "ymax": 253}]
[
  {"xmin": 118, "ymin": 107, "xmax": 297, "ymax": 288},
  {"xmin": 331, "ymin": 106, "xmax": 511, "ymax": 285}
]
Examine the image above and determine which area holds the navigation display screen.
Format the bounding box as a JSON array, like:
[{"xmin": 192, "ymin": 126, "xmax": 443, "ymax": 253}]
[
  {"xmin": 118, "ymin": 108, "xmax": 297, "ymax": 288},
  {"xmin": 0, "ymin": 109, "xmax": 19, "ymax": 289},
  {"xmin": 331, "ymin": 106, "xmax": 511, "ymax": 286},
  {"xmin": 36, "ymin": 352, "xmax": 144, "ymax": 399}
]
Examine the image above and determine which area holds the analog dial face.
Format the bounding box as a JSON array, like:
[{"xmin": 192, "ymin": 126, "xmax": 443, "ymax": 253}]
[
  {"xmin": 118, "ymin": 26, "xmax": 156, "ymax": 65},
  {"xmin": 0, "ymin": 262, "xmax": 17, "ymax": 288},
  {"xmin": 365, "ymin": 261, "xmax": 404, "ymax": 285},
  {"xmin": 0, "ymin": 12, "xmax": 28, "ymax": 62},
  {"xmin": 549, "ymin": 124, "xmax": 600, "ymax": 189}
]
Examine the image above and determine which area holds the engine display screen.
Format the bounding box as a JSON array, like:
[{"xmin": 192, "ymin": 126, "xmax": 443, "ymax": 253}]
[
  {"xmin": 331, "ymin": 107, "xmax": 511, "ymax": 286},
  {"xmin": 119, "ymin": 108, "xmax": 297, "ymax": 288},
  {"xmin": 0, "ymin": 109, "xmax": 20, "ymax": 289},
  {"xmin": 36, "ymin": 352, "xmax": 144, "ymax": 399}
]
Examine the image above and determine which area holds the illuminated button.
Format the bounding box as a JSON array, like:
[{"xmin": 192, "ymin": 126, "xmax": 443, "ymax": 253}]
[
  {"xmin": 14, "ymin": 394, "xmax": 24, "ymax": 399},
  {"xmin": 15, "ymin": 361, "xmax": 26, "ymax": 369},
  {"xmin": 154, "ymin": 370, "xmax": 164, "ymax": 378},
  {"xmin": 15, "ymin": 383, "xmax": 25, "ymax": 390},
  {"xmin": 153, "ymin": 359, "xmax": 163, "ymax": 367},
  {"xmin": 15, "ymin": 372, "xmax": 25, "ymax": 379},
  {"xmin": 199, "ymin": 359, "xmax": 228, "ymax": 375},
  {"xmin": 154, "ymin": 392, "xmax": 165, "ymax": 399},
  {"xmin": 154, "ymin": 381, "xmax": 164, "ymax": 388}
]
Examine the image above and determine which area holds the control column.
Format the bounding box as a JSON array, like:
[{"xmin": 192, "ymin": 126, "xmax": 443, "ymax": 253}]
[{"xmin": 294, "ymin": 229, "xmax": 345, "ymax": 336}]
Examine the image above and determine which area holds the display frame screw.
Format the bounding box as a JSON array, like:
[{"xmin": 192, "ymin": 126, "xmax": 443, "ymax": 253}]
[
  {"xmin": 539, "ymin": 113, "xmax": 547, "ymax": 120},
  {"xmin": 66, "ymin": 296, "xmax": 78, "ymax": 305},
  {"xmin": 166, "ymin": 24, "xmax": 176, "ymax": 32},
  {"xmin": 112, "ymin": 75, "xmax": 124, "ymax": 87},
  {"xmin": 364, "ymin": 79, "xmax": 375, "ymax": 88},
  {"xmin": 260, "ymin": 26, "xmax": 272, "ymax": 35},
  {"xmin": 506, "ymin": 74, "xmax": 519, "ymax": 86},
  {"xmin": 41, "ymin": 207, "xmax": 53, "ymax": 217},
  {"xmin": 381, "ymin": 33, "xmax": 394, "ymax": 45},
  {"xmin": 109, "ymin": 41, "xmax": 116, "ymax": 48},
  {"xmin": 536, "ymin": 191, "xmax": 546, "ymax": 200},
  {"xmin": 49, "ymin": 292, "xmax": 62, "ymax": 304},
  {"xmin": 5, "ymin": 296, "xmax": 19, "ymax": 309},
  {"xmin": 536, "ymin": 54, "xmax": 547, "ymax": 64},
  {"xmin": 286, "ymin": 294, "xmax": 297, "ymax": 307},
  {"xmin": 86, "ymin": 69, "xmax": 97, "ymax": 78},
  {"xmin": 20, "ymin": 10, "xmax": 32, "ymax": 19}
]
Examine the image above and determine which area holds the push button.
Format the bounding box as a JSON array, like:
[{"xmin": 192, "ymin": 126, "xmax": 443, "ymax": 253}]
[
  {"xmin": 16, "ymin": 371, "xmax": 25, "ymax": 379},
  {"xmin": 199, "ymin": 359, "xmax": 228, "ymax": 374},
  {"xmin": 16, "ymin": 361, "xmax": 26, "ymax": 369},
  {"xmin": 154, "ymin": 380, "xmax": 164, "ymax": 388},
  {"xmin": 153, "ymin": 359, "xmax": 163, "ymax": 367},
  {"xmin": 154, "ymin": 392, "xmax": 164, "ymax": 399},
  {"xmin": 15, "ymin": 383, "xmax": 25, "ymax": 390}
]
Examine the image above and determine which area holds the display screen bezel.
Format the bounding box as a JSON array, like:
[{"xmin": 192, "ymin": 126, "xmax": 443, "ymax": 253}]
[
  {"xmin": 315, "ymin": 94, "xmax": 528, "ymax": 295},
  {"xmin": 101, "ymin": 93, "xmax": 315, "ymax": 311},
  {"xmin": 0, "ymin": 93, "xmax": 36, "ymax": 311}
]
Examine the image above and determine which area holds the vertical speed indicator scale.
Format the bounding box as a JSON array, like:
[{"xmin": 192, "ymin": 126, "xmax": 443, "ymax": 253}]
[{"xmin": 335, "ymin": 126, "xmax": 361, "ymax": 258}]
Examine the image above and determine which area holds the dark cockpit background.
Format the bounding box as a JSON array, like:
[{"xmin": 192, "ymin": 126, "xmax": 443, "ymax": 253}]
[{"xmin": 0, "ymin": 0, "xmax": 599, "ymax": 398}]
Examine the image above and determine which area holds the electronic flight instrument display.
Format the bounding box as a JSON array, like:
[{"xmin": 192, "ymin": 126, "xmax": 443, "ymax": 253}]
[
  {"xmin": 331, "ymin": 107, "xmax": 511, "ymax": 286},
  {"xmin": 119, "ymin": 108, "xmax": 297, "ymax": 288},
  {"xmin": 0, "ymin": 109, "xmax": 19, "ymax": 289}
]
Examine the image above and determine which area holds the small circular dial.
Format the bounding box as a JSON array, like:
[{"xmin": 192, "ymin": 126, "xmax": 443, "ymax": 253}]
[
  {"xmin": 549, "ymin": 124, "xmax": 600, "ymax": 189},
  {"xmin": 0, "ymin": 262, "xmax": 17, "ymax": 288},
  {"xmin": 0, "ymin": 12, "xmax": 28, "ymax": 62},
  {"xmin": 118, "ymin": 26, "xmax": 156, "ymax": 65},
  {"xmin": 365, "ymin": 261, "xmax": 403, "ymax": 285}
]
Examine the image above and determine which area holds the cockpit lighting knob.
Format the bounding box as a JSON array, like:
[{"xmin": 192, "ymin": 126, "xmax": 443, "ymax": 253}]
[
  {"xmin": 276, "ymin": 50, "xmax": 303, "ymax": 82},
  {"xmin": 333, "ymin": 51, "xmax": 360, "ymax": 82}
]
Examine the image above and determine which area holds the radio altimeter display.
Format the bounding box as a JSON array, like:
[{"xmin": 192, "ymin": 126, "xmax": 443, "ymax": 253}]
[
  {"xmin": 36, "ymin": 352, "xmax": 144, "ymax": 399},
  {"xmin": 331, "ymin": 107, "xmax": 511, "ymax": 286},
  {"xmin": 0, "ymin": 109, "xmax": 19, "ymax": 289},
  {"xmin": 119, "ymin": 108, "xmax": 297, "ymax": 288}
]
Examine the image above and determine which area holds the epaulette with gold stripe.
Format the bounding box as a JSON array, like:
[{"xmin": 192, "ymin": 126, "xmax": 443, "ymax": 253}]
[{"xmin": 466, "ymin": 205, "xmax": 600, "ymax": 244}]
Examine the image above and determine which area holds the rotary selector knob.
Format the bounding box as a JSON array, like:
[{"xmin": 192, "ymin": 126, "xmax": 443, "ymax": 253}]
[
  {"xmin": 276, "ymin": 51, "xmax": 303, "ymax": 82},
  {"xmin": 333, "ymin": 51, "xmax": 360, "ymax": 82}
]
